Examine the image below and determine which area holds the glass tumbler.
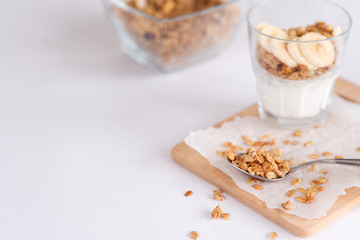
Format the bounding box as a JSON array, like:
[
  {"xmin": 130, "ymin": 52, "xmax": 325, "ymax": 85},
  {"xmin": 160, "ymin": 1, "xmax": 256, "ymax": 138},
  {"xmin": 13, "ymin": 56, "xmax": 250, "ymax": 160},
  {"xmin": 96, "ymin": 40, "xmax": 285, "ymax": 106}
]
[{"xmin": 247, "ymin": 0, "xmax": 352, "ymax": 127}]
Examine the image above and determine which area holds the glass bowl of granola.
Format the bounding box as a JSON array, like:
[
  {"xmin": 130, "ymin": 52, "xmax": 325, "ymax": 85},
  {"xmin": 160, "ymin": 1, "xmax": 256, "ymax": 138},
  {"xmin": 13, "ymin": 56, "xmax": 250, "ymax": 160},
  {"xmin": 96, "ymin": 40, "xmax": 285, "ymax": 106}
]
[
  {"xmin": 247, "ymin": 0, "xmax": 352, "ymax": 127},
  {"xmin": 103, "ymin": 0, "xmax": 243, "ymax": 72}
]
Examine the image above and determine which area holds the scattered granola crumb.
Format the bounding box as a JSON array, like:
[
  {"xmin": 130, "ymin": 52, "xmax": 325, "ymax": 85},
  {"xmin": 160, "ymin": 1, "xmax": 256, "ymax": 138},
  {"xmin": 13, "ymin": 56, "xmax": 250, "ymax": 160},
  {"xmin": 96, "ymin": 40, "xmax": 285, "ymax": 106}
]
[
  {"xmin": 304, "ymin": 141, "xmax": 313, "ymax": 147},
  {"xmin": 259, "ymin": 134, "xmax": 273, "ymax": 140},
  {"xmin": 283, "ymin": 140, "xmax": 290, "ymax": 145},
  {"xmin": 190, "ymin": 231, "xmax": 199, "ymax": 239},
  {"xmin": 184, "ymin": 191, "xmax": 193, "ymax": 197},
  {"xmin": 287, "ymin": 189, "xmax": 296, "ymax": 197},
  {"xmin": 295, "ymin": 185, "xmax": 318, "ymax": 204},
  {"xmin": 293, "ymin": 130, "xmax": 302, "ymax": 137},
  {"xmin": 247, "ymin": 178, "xmax": 263, "ymax": 184},
  {"xmin": 291, "ymin": 140, "xmax": 300, "ymax": 145},
  {"xmin": 308, "ymin": 154, "xmax": 319, "ymax": 159},
  {"xmin": 322, "ymin": 151, "xmax": 333, "ymax": 157},
  {"xmin": 289, "ymin": 158, "xmax": 296, "ymax": 166},
  {"xmin": 253, "ymin": 184, "xmax": 263, "ymax": 190},
  {"xmin": 220, "ymin": 213, "xmax": 231, "ymax": 220},
  {"xmin": 295, "ymin": 196, "xmax": 306, "ymax": 203},
  {"xmin": 270, "ymin": 232, "xmax": 278, "ymax": 240},
  {"xmin": 314, "ymin": 177, "xmax": 328, "ymax": 184},
  {"xmin": 213, "ymin": 189, "xmax": 225, "ymax": 201},
  {"xmin": 281, "ymin": 200, "xmax": 293, "ymax": 211},
  {"xmin": 216, "ymin": 150, "xmax": 224, "ymax": 158},
  {"xmin": 320, "ymin": 169, "xmax": 328, "ymax": 174},
  {"xmin": 211, "ymin": 205, "xmax": 230, "ymax": 220},
  {"xmin": 224, "ymin": 142, "xmax": 234, "ymax": 148},
  {"xmin": 211, "ymin": 205, "xmax": 222, "ymax": 219},
  {"xmin": 300, "ymin": 160, "xmax": 308, "ymax": 164},
  {"xmin": 318, "ymin": 186, "xmax": 324, "ymax": 192},
  {"xmin": 234, "ymin": 145, "xmax": 243, "ymax": 152},
  {"xmin": 335, "ymin": 155, "xmax": 344, "ymax": 159},
  {"xmin": 357, "ymin": 147, "xmax": 360, "ymax": 152},
  {"xmin": 242, "ymin": 135, "xmax": 249, "ymax": 141},
  {"xmin": 310, "ymin": 165, "xmax": 317, "ymax": 172},
  {"xmin": 314, "ymin": 125, "xmax": 322, "ymax": 129},
  {"xmin": 291, "ymin": 178, "xmax": 302, "ymax": 186}
]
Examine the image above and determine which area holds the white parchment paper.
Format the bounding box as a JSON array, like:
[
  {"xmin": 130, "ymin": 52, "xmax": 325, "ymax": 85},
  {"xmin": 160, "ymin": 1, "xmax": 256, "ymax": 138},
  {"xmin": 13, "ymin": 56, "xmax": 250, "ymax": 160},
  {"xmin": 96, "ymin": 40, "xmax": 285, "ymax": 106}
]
[{"xmin": 185, "ymin": 95, "xmax": 360, "ymax": 219}]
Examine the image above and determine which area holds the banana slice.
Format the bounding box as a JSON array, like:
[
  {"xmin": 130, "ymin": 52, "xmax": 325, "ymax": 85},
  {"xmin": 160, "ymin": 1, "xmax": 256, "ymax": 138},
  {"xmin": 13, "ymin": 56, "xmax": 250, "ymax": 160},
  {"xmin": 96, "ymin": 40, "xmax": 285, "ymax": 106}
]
[
  {"xmin": 256, "ymin": 24, "xmax": 298, "ymax": 67},
  {"xmin": 299, "ymin": 32, "xmax": 335, "ymax": 68},
  {"xmin": 288, "ymin": 38, "xmax": 317, "ymax": 70},
  {"xmin": 256, "ymin": 22, "xmax": 269, "ymax": 32},
  {"xmin": 257, "ymin": 25, "xmax": 275, "ymax": 52},
  {"xmin": 333, "ymin": 27, "xmax": 342, "ymax": 36},
  {"xmin": 269, "ymin": 38, "xmax": 298, "ymax": 68}
]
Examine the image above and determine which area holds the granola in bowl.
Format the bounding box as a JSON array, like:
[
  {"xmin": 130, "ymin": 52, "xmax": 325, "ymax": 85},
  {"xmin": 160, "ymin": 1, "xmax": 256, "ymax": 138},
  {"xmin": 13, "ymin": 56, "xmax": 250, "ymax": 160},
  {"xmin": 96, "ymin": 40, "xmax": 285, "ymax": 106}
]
[{"xmin": 105, "ymin": 0, "xmax": 243, "ymax": 71}]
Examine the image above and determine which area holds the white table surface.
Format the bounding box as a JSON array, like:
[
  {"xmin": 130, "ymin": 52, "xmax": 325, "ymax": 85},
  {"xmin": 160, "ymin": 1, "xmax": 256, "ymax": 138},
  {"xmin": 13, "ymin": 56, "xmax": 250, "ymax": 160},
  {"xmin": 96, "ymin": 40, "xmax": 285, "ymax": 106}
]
[{"xmin": 1, "ymin": 0, "xmax": 359, "ymax": 239}]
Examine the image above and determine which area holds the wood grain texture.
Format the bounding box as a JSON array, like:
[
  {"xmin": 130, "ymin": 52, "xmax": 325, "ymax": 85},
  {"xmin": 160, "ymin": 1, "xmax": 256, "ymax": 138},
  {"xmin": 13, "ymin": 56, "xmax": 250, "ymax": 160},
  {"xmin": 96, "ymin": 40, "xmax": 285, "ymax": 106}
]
[{"xmin": 171, "ymin": 78, "xmax": 360, "ymax": 238}]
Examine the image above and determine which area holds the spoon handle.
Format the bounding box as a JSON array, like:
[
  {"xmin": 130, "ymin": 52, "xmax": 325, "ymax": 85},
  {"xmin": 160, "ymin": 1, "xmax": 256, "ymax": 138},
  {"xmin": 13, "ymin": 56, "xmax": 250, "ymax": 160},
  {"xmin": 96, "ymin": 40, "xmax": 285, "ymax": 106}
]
[{"xmin": 291, "ymin": 158, "xmax": 360, "ymax": 173}]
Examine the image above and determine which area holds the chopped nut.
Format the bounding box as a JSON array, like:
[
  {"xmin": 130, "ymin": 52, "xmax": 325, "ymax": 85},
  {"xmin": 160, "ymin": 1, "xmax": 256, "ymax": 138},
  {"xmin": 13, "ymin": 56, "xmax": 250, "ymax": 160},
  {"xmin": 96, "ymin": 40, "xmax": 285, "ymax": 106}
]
[
  {"xmin": 320, "ymin": 169, "xmax": 328, "ymax": 174},
  {"xmin": 314, "ymin": 177, "xmax": 328, "ymax": 184},
  {"xmin": 291, "ymin": 178, "xmax": 302, "ymax": 186},
  {"xmin": 253, "ymin": 184, "xmax": 263, "ymax": 190},
  {"xmin": 287, "ymin": 189, "xmax": 296, "ymax": 197},
  {"xmin": 270, "ymin": 232, "xmax": 278, "ymax": 240},
  {"xmin": 281, "ymin": 200, "xmax": 293, "ymax": 210},
  {"xmin": 304, "ymin": 141, "xmax": 313, "ymax": 147},
  {"xmin": 220, "ymin": 213, "xmax": 231, "ymax": 220},
  {"xmin": 190, "ymin": 231, "xmax": 199, "ymax": 239},
  {"xmin": 211, "ymin": 205, "xmax": 222, "ymax": 219},
  {"xmin": 322, "ymin": 151, "xmax": 333, "ymax": 157},
  {"xmin": 184, "ymin": 191, "xmax": 193, "ymax": 197},
  {"xmin": 310, "ymin": 165, "xmax": 317, "ymax": 172},
  {"xmin": 293, "ymin": 130, "xmax": 302, "ymax": 137},
  {"xmin": 308, "ymin": 154, "xmax": 319, "ymax": 159},
  {"xmin": 224, "ymin": 141, "xmax": 233, "ymax": 148},
  {"xmin": 335, "ymin": 155, "xmax": 344, "ymax": 159}
]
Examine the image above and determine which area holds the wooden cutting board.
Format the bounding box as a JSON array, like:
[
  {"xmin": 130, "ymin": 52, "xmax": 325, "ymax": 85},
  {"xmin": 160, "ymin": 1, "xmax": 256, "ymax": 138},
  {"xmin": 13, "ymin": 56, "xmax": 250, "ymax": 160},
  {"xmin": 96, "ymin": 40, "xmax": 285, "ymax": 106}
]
[{"xmin": 171, "ymin": 78, "xmax": 360, "ymax": 238}]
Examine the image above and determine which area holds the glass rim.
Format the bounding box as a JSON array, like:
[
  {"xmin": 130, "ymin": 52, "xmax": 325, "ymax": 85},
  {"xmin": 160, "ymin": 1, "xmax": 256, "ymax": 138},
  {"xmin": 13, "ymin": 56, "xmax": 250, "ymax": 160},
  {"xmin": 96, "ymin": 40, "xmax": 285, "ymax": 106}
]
[
  {"xmin": 247, "ymin": 0, "xmax": 353, "ymax": 43},
  {"xmin": 110, "ymin": 0, "xmax": 243, "ymax": 23}
]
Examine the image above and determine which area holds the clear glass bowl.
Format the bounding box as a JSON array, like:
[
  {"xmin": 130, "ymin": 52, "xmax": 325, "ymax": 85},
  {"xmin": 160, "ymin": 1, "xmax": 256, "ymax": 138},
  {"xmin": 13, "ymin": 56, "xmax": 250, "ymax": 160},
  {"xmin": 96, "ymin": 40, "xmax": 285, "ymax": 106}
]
[{"xmin": 103, "ymin": 0, "xmax": 244, "ymax": 72}]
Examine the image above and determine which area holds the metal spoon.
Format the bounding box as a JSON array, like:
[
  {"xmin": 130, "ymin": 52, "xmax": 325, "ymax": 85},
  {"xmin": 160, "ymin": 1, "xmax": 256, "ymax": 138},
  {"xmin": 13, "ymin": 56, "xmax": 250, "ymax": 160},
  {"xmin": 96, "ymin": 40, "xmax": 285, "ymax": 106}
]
[{"xmin": 228, "ymin": 153, "xmax": 360, "ymax": 182}]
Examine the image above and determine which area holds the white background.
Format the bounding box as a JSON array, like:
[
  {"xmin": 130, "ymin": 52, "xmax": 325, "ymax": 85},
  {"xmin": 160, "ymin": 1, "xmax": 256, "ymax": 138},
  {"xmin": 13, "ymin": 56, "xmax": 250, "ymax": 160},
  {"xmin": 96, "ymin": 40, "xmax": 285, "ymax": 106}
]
[{"xmin": 0, "ymin": 0, "xmax": 359, "ymax": 239}]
